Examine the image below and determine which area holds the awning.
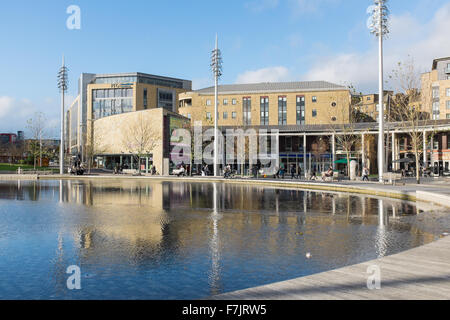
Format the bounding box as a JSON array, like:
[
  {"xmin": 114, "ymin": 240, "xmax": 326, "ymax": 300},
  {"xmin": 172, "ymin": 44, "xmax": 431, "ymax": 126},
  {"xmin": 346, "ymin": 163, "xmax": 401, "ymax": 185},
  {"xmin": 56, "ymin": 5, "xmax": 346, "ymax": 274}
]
[{"xmin": 334, "ymin": 158, "xmax": 357, "ymax": 164}]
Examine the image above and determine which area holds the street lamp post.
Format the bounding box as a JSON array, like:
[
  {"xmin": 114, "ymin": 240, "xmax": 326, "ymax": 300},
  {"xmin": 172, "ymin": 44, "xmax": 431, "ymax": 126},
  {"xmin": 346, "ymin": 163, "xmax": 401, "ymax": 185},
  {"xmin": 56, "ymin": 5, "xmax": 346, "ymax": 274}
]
[
  {"xmin": 211, "ymin": 34, "xmax": 223, "ymax": 177},
  {"xmin": 57, "ymin": 55, "xmax": 68, "ymax": 175},
  {"xmin": 369, "ymin": 0, "xmax": 389, "ymax": 183}
]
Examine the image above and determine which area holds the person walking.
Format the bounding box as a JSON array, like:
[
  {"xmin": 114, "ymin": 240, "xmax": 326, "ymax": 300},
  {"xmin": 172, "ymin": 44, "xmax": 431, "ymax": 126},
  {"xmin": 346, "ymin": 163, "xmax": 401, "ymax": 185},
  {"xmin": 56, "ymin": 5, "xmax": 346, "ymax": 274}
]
[
  {"xmin": 297, "ymin": 165, "xmax": 302, "ymax": 180},
  {"xmin": 310, "ymin": 168, "xmax": 317, "ymax": 180},
  {"xmin": 290, "ymin": 164, "xmax": 296, "ymax": 179},
  {"xmin": 362, "ymin": 166, "xmax": 369, "ymax": 181},
  {"xmin": 279, "ymin": 163, "xmax": 285, "ymax": 179}
]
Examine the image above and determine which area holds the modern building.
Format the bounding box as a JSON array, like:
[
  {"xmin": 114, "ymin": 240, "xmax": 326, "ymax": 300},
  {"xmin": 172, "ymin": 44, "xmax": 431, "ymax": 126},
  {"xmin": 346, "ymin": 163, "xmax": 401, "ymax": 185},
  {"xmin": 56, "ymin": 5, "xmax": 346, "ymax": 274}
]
[
  {"xmin": 0, "ymin": 132, "xmax": 23, "ymax": 163},
  {"xmin": 90, "ymin": 107, "xmax": 190, "ymax": 175},
  {"xmin": 0, "ymin": 133, "xmax": 18, "ymax": 145},
  {"xmin": 67, "ymin": 72, "xmax": 192, "ymax": 173},
  {"xmin": 178, "ymin": 81, "xmax": 351, "ymax": 126},
  {"xmin": 66, "ymin": 72, "xmax": 192, "ymax": 165},
  {"xmin": 421, "ymin": 57, "xmax": 450, "ymax": 120}
]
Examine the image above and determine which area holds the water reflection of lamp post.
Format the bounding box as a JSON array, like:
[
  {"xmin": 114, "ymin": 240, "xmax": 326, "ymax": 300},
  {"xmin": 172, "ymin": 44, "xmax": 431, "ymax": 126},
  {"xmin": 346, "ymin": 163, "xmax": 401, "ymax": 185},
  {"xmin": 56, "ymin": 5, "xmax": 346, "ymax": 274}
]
[
  {"xmin": 376, "ymin": 199, "xmax": 388, "ymax": 258},
  {"xmin": 59, "ymin": 179, "xmax": 63, "ymax": 203},
  {"xmin": 209, "ymin": 182, "xmax": 221, "ymax": 293}
]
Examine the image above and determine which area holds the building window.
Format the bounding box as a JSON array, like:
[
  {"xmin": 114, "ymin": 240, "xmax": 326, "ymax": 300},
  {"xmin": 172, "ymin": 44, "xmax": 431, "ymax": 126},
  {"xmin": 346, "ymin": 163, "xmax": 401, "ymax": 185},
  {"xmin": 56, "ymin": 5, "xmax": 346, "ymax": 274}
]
[
  {"xmin": 296, "ymin": 96, "xmax": 305, "ymax": 125},
  {"xmin": 446, "ymin": 88, "xmax": 450, "ymax": 97},
  {"xmin": 206, "ymin": 99, "xmax": 211, "ymax": 106},
  {"xmin": 447, "ymin": 101, "xmax": 450, "ymax": 109},
  {"xmin": 206, "ymin": 112, "xmax": 211, "ymax": 120},
  {"xmin": 232, "ymin": 99, "xmax": 237, "ymax": 105},
  {"xmin": 367, "ymin": 97, "xmax": 371, "ymax": 101},
  {"xmin": 260, "ymin": 97, "xmax": 269, "ymax": 125},
  {"xmin": 92, "ymin": 88, "xmax": 133, "ymax": 120},
  {"xmin": 312, "ymin": 109, "xmax": 317, "ymax": 117},
  {"xmin": 223, "ymin": 99, "xmax": 228, "ymax": 106},
  {"xmin": 223, "ymin": 112, "xmax": 228, "ymax": 119},
  {"xmin": 232, "ymin": 112, "xmax": 237, "ymax": 119},
  {"xmin": 447, "ymin": 114, "xmax": 450, "ymax": 119},
  {"xmin": 158, "ymin": 89, "xmax": 174, "ymax": 111},
  {"xmin": 187, "ymin": 113, "xmax": 191, "ymax": 119},
  {"xmin": 312, "ymin": 96, "xmax": 317, "ymax": 103},
  {"xmin": 143, "ymin": 88, "xmax": 148, "ymax": 109},
  {"xmin": 278, "ymin": 96, "xmax": 287, "ymax": 125},
  {"xmin": 331, "ymin": 117, "xmax": 337, "ymax": 122},
  {"xmin": 243, "ymin": 97, "xmax": 252, "ymax": 125},
  {"xmin": 432, "ymin": 87, "xmax": 440, "ymax": 98}
]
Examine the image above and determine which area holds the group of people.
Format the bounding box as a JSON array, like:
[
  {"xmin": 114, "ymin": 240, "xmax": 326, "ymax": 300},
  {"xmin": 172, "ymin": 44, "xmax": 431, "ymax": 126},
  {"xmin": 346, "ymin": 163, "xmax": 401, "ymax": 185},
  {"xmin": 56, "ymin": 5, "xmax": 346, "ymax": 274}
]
[
  {"xmin": 69, "ymin": 157, "xmax": 85, "ymax": 176},
  {"xmin": 223, "ymin": 165, "xmax": 232, "ymax": 178}
]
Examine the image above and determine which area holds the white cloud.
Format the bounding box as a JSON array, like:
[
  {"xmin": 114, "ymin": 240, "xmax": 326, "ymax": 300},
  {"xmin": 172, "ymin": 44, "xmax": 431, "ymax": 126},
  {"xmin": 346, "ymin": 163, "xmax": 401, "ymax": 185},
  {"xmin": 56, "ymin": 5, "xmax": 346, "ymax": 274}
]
[
  {"xmin": 245, "ymin": 0, "xmax": 279, "ymax": 13},
  {"xmin": 303, "ymin": 2, "xmax": 450, "ymax": 93},
  {"xmin": 236, "ymin": 66, "xmax": 291, "ymax": 83},
  {"xmin": 0, "ymin": 96, "xmax": 15, "ymax": 119},
  {"xmin": 0, "ymin": 96, "xmax": 60, "ymax": 137}
]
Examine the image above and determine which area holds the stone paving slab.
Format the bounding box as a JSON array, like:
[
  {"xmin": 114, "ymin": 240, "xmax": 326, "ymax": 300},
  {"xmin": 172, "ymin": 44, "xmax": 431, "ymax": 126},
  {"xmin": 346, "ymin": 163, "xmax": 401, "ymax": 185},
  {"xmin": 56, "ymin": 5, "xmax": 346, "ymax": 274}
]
[{"xmin": 212, "ymin": 235, "xmax": 450, "ymax": 300}]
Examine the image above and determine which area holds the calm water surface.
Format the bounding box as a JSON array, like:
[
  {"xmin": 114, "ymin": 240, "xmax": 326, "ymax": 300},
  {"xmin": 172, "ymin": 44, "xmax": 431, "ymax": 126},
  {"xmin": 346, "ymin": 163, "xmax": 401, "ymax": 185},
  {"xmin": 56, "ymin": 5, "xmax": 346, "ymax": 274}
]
[{"xmin": 0, "ymin": 179, "xmax": 449, "ymax": 299}]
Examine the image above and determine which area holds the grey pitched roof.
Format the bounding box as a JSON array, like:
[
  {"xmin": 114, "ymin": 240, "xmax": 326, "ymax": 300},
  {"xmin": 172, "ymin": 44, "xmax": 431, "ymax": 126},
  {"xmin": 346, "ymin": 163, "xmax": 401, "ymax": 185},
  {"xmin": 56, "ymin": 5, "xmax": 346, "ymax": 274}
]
[{"xmin": 194, "ymin": 81, "xmax": 348, "ymax": 95}]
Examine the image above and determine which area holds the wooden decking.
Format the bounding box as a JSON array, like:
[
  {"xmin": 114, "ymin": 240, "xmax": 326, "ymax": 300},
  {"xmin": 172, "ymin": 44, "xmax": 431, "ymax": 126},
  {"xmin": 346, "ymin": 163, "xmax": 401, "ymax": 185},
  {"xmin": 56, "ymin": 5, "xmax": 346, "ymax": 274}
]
[{"xmin": 213, "ymin": 235, "xmax": 450, "ymax": 300}]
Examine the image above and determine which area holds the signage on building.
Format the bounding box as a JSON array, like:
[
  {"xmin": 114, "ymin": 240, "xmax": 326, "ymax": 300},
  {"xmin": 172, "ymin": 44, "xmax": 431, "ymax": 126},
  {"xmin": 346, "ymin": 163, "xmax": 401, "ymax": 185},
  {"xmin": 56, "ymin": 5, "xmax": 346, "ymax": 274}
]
[{"xmin": 111, "ymin": 83, "xmax": 133, "ymax": 89}]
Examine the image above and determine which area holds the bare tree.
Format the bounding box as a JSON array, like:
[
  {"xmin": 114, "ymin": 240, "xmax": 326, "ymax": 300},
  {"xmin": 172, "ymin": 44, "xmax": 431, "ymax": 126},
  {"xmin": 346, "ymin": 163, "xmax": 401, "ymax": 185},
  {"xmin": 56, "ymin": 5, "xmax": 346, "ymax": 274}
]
[
  {"xmin": 121, "ymin": 113, "xmax": 161, "ymax": 174},
  {"xmin": 389, "ymin": 57, "xmax": 432, "ymax": 184},
  {"xmin": 327, "ymin": 88, "xmax": 360, "ymax": 177},
  {"xmin": 85, "ymin": 126, "xmax": 107, "ymax": 173},
  {"xmin": 26, "ymin": 112, "xmax": 46, "ymax": 169},
  {"xmin": 311, "ymin": 136, "xmax": 329, "ymax": 172}
]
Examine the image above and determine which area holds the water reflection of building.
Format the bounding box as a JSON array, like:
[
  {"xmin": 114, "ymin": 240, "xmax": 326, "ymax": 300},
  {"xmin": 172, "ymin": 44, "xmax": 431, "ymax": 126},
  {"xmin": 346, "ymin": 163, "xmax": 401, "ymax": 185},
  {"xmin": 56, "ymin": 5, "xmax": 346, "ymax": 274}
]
[{"xmin": 2, "ymin": 180, "xmax": 438, "ymax": 290}]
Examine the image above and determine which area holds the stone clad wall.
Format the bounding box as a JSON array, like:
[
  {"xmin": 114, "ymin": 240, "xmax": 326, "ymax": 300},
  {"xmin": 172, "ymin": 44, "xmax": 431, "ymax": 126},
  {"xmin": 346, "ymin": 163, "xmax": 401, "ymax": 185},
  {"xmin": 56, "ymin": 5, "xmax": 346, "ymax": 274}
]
[
  {"xmin": 178, "ymin": 89, "xmax": 350, "ymax": 126},
  {"xmin": 92, "ymin": 109, "xmax": 165, "ymax": 173}
]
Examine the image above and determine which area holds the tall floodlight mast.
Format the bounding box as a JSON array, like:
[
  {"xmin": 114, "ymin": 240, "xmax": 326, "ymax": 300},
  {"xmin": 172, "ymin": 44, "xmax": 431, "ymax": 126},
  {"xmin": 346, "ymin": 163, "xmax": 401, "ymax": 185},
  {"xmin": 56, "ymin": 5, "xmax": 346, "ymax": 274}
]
[
  {"xmin": 368, "ymin": 0, "xmax": 389, "ymax": 183},
  {"xmin": 210, "ymin": 34, "xmax": 223, "ymax": 176},
  {"xmin": 57, "ymin": 55, "xmax": 69, "ymax": 175}
]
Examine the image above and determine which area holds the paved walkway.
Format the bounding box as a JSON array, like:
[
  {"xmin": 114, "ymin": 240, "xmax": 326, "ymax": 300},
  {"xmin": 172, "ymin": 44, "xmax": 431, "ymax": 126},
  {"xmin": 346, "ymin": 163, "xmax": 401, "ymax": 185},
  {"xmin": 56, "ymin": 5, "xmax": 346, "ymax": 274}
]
[{"xmin": 213, "ymin": 234, "xmax": 450, "ymax": 300}]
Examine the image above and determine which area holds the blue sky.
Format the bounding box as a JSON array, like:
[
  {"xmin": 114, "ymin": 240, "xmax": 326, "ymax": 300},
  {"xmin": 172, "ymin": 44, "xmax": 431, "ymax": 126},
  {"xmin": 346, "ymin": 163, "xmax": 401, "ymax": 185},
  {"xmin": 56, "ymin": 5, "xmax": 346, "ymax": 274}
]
[{"xmin": 1, "ymin": 0, "xmax": 450, "ymax": 137}]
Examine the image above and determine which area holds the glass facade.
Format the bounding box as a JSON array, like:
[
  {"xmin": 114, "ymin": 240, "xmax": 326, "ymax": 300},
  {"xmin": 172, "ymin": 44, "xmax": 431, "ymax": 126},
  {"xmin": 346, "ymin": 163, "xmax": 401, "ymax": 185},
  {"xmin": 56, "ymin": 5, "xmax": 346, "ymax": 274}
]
[
  {"xmin": 94, "ymin": 75, "xmax": 184, "ymax": 89},
  {"xmin": 158, "ymin": 89, "xmax": 175, "ymax": 111},
  {"xmin": 296, "ymin": 96, "xmax": 305, "ymax": 125},
  {"xmin": 70, "ymin": 104, "xmax": 78, "ymax": 150},
  {"xmin": 94, "ymin": 76, "xmax": 137, "ymax": 84},
  {"xmin": 278, "ymin": 96, "xmax": 287, "ymax": 125},
  {"xmin": 260, "ymin": 97, "xmax": 269, "ymax": 125},
  {"xmin": 92, "ymin": 88, "xmax": 133, "ymax": 120}
]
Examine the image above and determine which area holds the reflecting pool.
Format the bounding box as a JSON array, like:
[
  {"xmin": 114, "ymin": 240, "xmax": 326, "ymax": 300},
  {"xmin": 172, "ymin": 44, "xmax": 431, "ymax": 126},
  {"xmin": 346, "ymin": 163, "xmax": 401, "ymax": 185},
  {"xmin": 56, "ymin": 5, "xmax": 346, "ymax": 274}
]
[{"xmin": 0, "ymin": 179, "xmax": 449, "ymax": 299}]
